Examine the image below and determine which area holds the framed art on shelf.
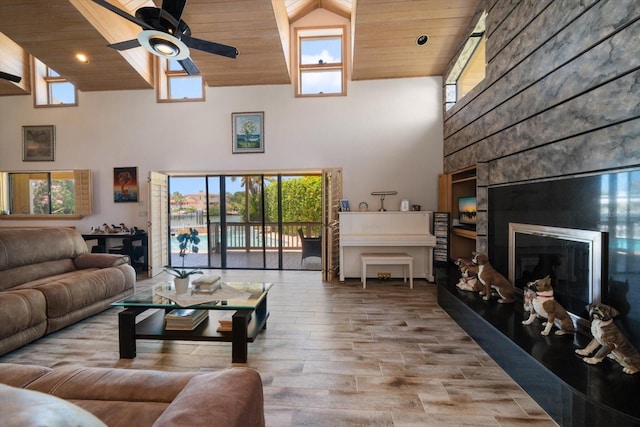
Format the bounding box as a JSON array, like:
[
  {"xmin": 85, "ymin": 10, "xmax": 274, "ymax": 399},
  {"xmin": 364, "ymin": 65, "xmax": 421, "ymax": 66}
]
[
  {"xmin": 232, "ymin": 112, "xmax": 264, "ymax": 153},
  {"xmin": 113, "ymin": 167, "xmax": 139, "ymax": 203},
  {"xmin": 23, "ymin": 125, "xmax": 55, "ymax": 161},
  {"xmin": 339, "ymin": 199, "xmax": 351, "ymax": 211}
]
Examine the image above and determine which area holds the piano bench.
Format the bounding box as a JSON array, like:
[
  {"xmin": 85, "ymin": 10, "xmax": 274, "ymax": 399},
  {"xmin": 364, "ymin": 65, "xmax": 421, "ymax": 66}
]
[{"xmin": 360, "ymin": 253, "xmax": 414, "ymax": 289}]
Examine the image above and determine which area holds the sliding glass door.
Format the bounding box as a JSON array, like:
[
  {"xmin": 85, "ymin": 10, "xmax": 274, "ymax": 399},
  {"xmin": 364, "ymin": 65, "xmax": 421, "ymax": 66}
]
[{"xmin": 168, "ymin": 173, "xmax": 321, "ymax": 270}]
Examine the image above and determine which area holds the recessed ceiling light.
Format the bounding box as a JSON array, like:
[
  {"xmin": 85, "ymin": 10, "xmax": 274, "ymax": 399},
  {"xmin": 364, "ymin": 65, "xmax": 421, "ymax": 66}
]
[
  {"xmin": 75, "ymin": 53, "xmax": 89, "ymax": 63},
  {"xmin": 416, "ymin": 35, "xmax": 429, "ymax": 46}
]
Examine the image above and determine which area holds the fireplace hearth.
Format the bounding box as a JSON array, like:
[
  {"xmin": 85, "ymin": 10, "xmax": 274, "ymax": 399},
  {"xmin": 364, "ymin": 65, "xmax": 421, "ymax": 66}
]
[{"xmin": 436, "ymin": 264, "xmax": 640, "ymax": 427}]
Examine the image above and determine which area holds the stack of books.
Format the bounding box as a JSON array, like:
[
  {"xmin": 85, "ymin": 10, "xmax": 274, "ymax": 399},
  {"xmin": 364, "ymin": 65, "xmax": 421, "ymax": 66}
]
[
  {"xmin": 192, "ymin": 275, "xmax": 222, "ymax": 294},
  {"xmin": 164, "ymin": 309, "xmax": 209, "ymax": 330},
  {"xmin": 217, "ymin": 312, "xmax": 233, "ymax": 332}
]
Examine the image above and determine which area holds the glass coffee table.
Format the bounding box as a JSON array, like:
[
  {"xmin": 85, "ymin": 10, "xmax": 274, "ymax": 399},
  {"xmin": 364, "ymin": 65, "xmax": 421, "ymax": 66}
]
[{"xmin": 112, "ymin": 281, "xmax": 273, "ymax": 363}]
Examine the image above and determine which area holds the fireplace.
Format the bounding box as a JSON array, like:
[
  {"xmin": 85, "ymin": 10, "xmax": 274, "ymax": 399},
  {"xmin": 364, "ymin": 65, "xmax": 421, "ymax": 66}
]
[
  {"xmin": 437, "ymin": 169, "xmax": 640, "ymax": 426},
  {"xmin": 508, "ymin": 223, "xmax": 606, "ymax": 327},
  {"xmin": 486, "ymin": 169, "xmax": 638, "ymax": 348}
]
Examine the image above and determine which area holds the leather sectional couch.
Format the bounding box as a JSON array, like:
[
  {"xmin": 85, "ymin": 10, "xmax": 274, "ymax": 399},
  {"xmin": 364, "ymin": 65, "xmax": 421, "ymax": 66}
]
[
  {"xmin": 0, "ymin": 227, "xmax": 136, "ymax": 356},
  {"xmin": 0, "ymin": 362, "xmax": 265, "ymax": 426}
]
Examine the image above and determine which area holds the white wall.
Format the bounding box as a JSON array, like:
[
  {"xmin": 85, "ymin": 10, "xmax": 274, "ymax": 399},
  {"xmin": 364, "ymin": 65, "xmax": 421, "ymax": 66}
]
[{"xmin": 0, "ymin": 77, "xmax": 443, "ymax": 231}]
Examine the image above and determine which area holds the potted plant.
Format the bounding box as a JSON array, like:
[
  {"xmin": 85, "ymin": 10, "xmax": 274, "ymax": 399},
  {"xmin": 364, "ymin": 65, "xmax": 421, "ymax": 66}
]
[{"xmin": 164, "ymin": 228, "xmax": 203, "ymax": 294}]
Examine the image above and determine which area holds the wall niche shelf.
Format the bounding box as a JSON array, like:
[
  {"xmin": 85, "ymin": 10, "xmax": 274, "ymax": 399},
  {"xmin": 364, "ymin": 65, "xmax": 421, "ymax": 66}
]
[{"xmin": 438, "ymin": 165, "xmax": 477, "ymax": 261}]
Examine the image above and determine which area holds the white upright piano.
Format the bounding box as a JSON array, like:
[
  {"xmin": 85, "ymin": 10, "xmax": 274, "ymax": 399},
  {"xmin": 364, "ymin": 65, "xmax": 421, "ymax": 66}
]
[{"xmin": 339, "ymin": 211, "xmax": 437, "ymax": 282}]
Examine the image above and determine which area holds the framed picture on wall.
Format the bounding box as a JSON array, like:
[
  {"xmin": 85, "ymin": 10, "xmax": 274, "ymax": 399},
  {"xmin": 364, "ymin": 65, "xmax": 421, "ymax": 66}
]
[
  {"xmin": 232, "ymin": 112, "xmax": 264, "ymax": 153},
  {"xmin": 22, "ymin": 125, "xmax": 55, "ymax": 161},
  {"xmin": 113, "ymin": 167, "xmax": 139, "ymax": 203}
]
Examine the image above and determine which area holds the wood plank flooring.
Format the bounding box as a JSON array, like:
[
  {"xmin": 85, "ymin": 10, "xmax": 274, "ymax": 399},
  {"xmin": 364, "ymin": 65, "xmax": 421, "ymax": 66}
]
[{"xmin": 0, "ymin": 270, "xmax": 557, "ymax": 426}]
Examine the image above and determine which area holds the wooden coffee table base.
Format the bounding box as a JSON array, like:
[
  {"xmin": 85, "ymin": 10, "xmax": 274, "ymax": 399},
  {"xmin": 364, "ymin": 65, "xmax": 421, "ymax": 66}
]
[{"xmin": 117, "ymin": 296, "xmax": 269, "ymax": 363}]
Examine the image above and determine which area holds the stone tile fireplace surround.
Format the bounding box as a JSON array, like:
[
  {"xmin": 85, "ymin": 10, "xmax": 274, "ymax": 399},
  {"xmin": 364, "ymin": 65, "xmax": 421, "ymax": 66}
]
[
  {"xmin": 438, "ymin": 167, "xmax": 640, "ymax": 426},
  {"xmin": 489, "ymin": 168, "xmax": 640, "ymax": 346}
]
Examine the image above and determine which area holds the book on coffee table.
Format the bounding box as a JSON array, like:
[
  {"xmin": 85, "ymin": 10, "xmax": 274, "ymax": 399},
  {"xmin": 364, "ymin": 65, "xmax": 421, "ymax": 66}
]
[
  {"xmin": 191, "ymin": 275, "xmax": 222, "ymax": 293},
  {"xmin": 216, "ymin": 311, "xmax": 253, "ymax": 332},
  {"xmin": 217, "ymin": 312, "xmax": 233, "ymax": 332},
  {"xmin": 165, "ymin": 309, "xmax": 209, "ymax": 330}
]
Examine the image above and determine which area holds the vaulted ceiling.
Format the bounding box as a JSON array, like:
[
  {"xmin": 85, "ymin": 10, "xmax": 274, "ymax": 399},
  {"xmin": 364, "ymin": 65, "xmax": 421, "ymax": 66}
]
[{"xmin": 0, "ymin": 0, "xmax": 481, "ymax": 96}]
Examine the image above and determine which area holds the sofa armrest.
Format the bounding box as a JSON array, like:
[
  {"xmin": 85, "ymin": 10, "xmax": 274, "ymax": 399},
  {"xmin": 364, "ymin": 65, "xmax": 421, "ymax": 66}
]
[
  {"xmin": 73, "ymin": 253, "xmax": 130, "ymax": 270},
  {"xmin": 153, "ymin": 368, "xmax": 265, "ymax": 427}
]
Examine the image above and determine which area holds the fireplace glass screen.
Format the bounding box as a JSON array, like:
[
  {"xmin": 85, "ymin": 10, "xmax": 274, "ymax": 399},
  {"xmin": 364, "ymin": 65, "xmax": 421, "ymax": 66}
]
[
  {"xmin": 509, "ymin": 223, "xmax": 604, "ymax": 320},
  {"xmin": 514, "ymin": 233, "xmax": 590, "ymax": 316}
]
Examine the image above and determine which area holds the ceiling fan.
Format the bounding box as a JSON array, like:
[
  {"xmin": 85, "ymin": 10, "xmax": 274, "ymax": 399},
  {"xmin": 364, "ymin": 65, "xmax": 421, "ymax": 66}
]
[
  {"xmin": 0, "ymin": 71, "xmax": 21, "ymax": 83},
  {"xmin": 91, "ymin": 0, "xmax": 238, "ymax": 75}
]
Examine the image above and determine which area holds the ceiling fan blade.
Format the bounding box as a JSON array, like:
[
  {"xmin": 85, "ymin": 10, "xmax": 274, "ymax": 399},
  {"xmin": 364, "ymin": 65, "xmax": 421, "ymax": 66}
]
[
  {"xmin": 0, "ymin": 71, "xmax": 22, "ymax": 83},
  {"xmin": 90, "ymin": 0, "xmax": 155, "ymax": 30},
  {"xmin": 108, "ymin": 39, "xmax": 141, "ymax": 51},
  {"xmin": 181, "ymin": 35, "xmax": 238, "ymax": 59},
  {"xmin": 162, "ymin": 0, "xmax": 187, "ymax": 23},
  {"xmin": 178, "ymin": 57, "xmax": 200, "ymax": 76}
]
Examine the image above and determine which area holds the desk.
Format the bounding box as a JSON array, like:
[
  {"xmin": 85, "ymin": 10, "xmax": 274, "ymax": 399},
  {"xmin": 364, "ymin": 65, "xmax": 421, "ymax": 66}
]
[{"xmin": 82, "ymin": 233, "xmax": 148, "ymax": 272}]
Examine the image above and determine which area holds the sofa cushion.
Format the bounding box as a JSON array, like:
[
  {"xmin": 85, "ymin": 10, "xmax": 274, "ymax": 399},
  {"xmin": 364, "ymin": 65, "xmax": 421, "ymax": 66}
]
[
  {"xmin": 31, "ymin": 268, "xmax": 129, "ymax": 319},
  {"xmin": 0, "ymin": 383, "xmax": 106, "ymax": 427},
  {"xmin": 0, "ymin": 290, "xmax": 47, "ymax": 338},
  {"xmin": 0, "ymin": 290, "xmax": 47, "ymax": 355},
  {"xmin": 0, "ymin": 227, "xmax": 88, "ymax": 271},
  {"xmin": 0, "ymin": 260, "xmax": 77, "ymax": 292},
  {"xmin": 0, "ymin": 227, "xmax": 91, "ymax": 290}
]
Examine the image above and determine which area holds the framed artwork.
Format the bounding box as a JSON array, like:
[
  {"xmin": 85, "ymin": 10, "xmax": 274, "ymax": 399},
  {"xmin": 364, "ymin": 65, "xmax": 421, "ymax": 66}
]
[
  {"xmin": 113, "ymin": 167, "xmax": 139, "ymax": 203},
  {"xmin": 339, "ymin": 199, "xmax": 351, "ymax": 211},
  {"xmin": 23, "ymin": 125, "xmax": 55, "ymax": 161},
  {"xmin": 232, "ymin": 112, "xmax": 264, "ymax": 153}
]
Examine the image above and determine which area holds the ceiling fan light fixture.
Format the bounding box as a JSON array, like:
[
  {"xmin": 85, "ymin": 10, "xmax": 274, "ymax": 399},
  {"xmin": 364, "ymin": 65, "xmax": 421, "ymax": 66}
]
[
  {"xmin": 138, "ymin": 30, "xmax": 190, "ymax": 60},
  {"xmin": 150, "ymin": 38, "xmax": 178, "ymax": 56}
]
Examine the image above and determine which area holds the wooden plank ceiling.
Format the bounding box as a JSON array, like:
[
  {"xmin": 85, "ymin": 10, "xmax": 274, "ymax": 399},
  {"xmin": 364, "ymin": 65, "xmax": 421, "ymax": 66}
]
[{"xmin": 0, "ymin": 0, "xmax": 480, "ymax": 96}]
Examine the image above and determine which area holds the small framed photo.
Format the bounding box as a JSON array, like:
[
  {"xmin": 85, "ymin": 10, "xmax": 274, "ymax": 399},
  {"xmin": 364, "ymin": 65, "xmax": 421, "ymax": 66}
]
[
  {"xmin": 232, "ymin": 112, "xmax": 264, "ymax": 153},
  {"xmin": 340, "ymin": 199, "xmax": 351, "ymax": 212},
  {"xmin": 23, "ymin": 125, "xmax": 55, "ymax": 161},
  {"xmin": 114, "ymin": 167, "xmax": 139, "ymax": 203}
]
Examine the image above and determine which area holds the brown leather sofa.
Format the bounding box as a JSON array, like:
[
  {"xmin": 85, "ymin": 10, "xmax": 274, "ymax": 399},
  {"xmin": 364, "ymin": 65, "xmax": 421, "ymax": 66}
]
[
  {"xmin": 0, "ymin": 363, "xmax": 265, "ymax": 426},
  {"xmin": 0, "ymin": 227, "xmax": 136, "ymax": 356}
]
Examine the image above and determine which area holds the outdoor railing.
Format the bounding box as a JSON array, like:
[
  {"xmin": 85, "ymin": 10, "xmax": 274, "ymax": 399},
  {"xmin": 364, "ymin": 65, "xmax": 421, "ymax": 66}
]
[{"xmin": 170, "ymin": 219, "xmax": 321, "ymax": 252}]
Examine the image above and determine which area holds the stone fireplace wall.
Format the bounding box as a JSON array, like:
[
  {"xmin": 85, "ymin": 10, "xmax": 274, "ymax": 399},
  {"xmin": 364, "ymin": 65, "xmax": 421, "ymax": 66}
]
[
  {"xmin": 443, "ymin": 0, "xmax": 640, "ymax": 248},
  {"xmin": 442, "ymin": 1, "xmax": 640, "ymax": 344}
]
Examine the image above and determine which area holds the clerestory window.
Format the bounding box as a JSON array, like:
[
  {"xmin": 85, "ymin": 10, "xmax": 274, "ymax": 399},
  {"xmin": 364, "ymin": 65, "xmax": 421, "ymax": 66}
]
[
  {"xmin": 157, "ymin": 59, "xmax": 204, "ymax": 102},
  {"xmin": 295, "ymin": 26, "xmax": 347, "ymax": 97},
  {"xmin": 444, "ymin": 12, "xmax": 486, "ymax": 110},
  {"xmin": 33, "ymin": 58, "xmax": 77, "ymax": 107}
]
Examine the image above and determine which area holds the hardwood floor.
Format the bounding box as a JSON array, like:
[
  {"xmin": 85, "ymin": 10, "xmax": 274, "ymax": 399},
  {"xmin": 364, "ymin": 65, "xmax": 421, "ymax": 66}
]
[{"xmin": 0, "ymin": 270, "xmax": 557, "ymax": 426}]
